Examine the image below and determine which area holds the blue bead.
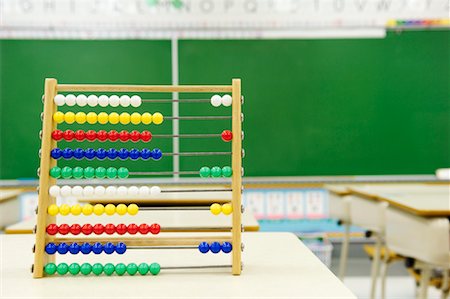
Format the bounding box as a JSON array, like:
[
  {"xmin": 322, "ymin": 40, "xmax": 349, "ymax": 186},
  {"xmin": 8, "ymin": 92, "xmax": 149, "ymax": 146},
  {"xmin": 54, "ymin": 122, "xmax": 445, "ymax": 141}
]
[
  {"xmin": 129, "ymin": 148, "xmax": 140, "ymax": 160},
  {"xmin": 198, "ymin": 242, "xmax": 210, "ymax": 254},
  {"xmin": 57, "ymin": 242, "xmax": 69, "ymax": 254},
  {"xmin": 118, "ymin": 148, "xmax": 129, "ymax": 160},
  {"xmin": 115, "ymin": 242, "xmax": 127, "ymax": 254},
  {"xmin": 68, "ymin": 243, "xmax": 80, "ymax": 254},
  {"xmin": 140, "ymin": 148, "xmax": 152, "ymax": 160},
  {"xmin": 73, "ymin": 148, "xmax": 85, "ymax": 160},
  {"xmin": 151, "ymin": 148, "xmax": 163, "ymax": 160},
  {"xmin": 62, "ymin": 148, "xmax": 73, "ymax": 159},
  {"xmin": 80, "ymin": 242, "xmax": 92, "ymax": 254},
  {"xmin": 107, "ymin": 148, "xmax": 118, "ymax": 159},
  {"xmin": 210, "ymin": 242, "xmax": 221, "ymax": 254},
  {"xmin": 96, "ymin": 148, "xmax": 107, "ymax": 160},
  {"xmin": 50, "ymin": 148, "xmax": 63, "ymax": 160},
  {"xmin": 104, "ymin": 242, "xmax": 115, "ymax": 254},
  {"xmin": 45, "ymin": 242, "xmax": 57, "ymax": 254},
  {"xmin": 84, "ymin": 148, "xmax": 96, "ymax": 160},
  {"xmin": 221, "ymin": 242, "xmax": 233, "ymax": 253},
  {"xmin": 92, "ymin": 242, "xmax": 103, "ymax": 254}
]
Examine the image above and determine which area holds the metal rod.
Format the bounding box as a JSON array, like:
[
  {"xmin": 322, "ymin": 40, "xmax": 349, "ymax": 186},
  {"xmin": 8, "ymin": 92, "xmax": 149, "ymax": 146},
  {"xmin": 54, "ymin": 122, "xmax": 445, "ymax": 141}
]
[
  {"xmin": 129, "ymin": 171, "xmax": 199, "ymax": 176},
  {"xmin": 142, "ymin": 99, "xmax": 211, "ymax": 103},
  {"xmin": 165, "ymin": 116, "xmax": 232, "ymax": 120},
  {"xmin": 160, "ymin": 188, "xmax": 232, "ymax": 193},
  {"xmin": 161, "ymin": 227, "xmax": 232, "ymax": 232},
  {"xmin": 127, "ymin": 245, "xmax": 198, "ymax": 250},
  {"xmin": 161, "ymin": 265, "xmax": 232, "ymax": 270},
  {"xmin": 164, "ymin": 151, "xmax": 231, "ymax": 157},
  {"xmin": 139, "ymin": 206, "xmax": 210, "ymax": 211},
  {"xmin": 153, "ymin": 134, "xmax": 221, "ymax": 138}
]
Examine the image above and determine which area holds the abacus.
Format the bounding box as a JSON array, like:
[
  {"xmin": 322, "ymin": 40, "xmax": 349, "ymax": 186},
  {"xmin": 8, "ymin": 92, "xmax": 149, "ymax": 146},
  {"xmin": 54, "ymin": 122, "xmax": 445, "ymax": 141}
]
[{"xmin": 33, "ymin": 78, "xmax": 243, "ymax": 278}]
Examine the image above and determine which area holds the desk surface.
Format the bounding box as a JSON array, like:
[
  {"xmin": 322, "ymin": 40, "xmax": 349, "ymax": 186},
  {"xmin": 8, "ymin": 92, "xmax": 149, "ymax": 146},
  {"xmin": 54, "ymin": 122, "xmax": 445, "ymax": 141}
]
[
  {"xmin": 0, "ymin": 188, "xmax": 23, "ymax": 203},
  {"xmin": 0, "ymin": 233, "xmax": 356, "ymax": 299}
]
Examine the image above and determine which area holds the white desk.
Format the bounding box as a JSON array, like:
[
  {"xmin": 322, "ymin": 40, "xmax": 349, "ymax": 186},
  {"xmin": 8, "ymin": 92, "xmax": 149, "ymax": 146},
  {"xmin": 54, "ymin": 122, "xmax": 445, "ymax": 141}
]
[
  {"xmin": 0, "ymin": 233, "xmax": 356, "ymax": 299},
  {"xmin": 0, "ymin": 189, "xmax": 23, "ymax": 229}
]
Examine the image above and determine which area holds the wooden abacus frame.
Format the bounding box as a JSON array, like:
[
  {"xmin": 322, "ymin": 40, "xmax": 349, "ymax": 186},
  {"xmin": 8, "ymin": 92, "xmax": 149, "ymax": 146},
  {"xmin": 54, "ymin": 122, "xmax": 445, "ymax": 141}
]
[{"xmin": 33, "ymin": 78, "xmax": 242, "ymax": 278}]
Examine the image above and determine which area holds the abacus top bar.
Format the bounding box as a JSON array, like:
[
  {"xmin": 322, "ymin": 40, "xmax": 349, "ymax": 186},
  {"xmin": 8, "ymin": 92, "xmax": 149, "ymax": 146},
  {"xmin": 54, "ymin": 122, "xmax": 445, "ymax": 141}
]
[{"xmin": 57, "ymin": 84, "xmax": 232, "ymax": 93}]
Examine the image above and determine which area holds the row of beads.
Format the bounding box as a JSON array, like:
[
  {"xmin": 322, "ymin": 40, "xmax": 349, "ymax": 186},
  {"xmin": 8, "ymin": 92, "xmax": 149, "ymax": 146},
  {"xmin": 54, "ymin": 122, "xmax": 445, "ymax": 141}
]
[
  {"xmin": 51, "ymin": 147, "xmax": 163, "ymax": 160},
  {"xmin": 54, "ymin": 94, "xmax": 142, "ymax": 108},
  {"xmin": 44, "ymin": 262, "xmax": 160, "ymax": 276},
  {"xmin": 49, "ymin": 166, "xmax": 129, "ymax": 179},
  {"xmin": 45, "ymin": 242, "xmax": 126, "ymax": 255},
  {"xmin": 53, "ymin": 111, "xmax": 163, "ymax": 125},
  {"xmin": 46, "ymin": 223, "xmax": 161, "ymax": 235},
  {"xmin": 210, "ymin": 203, "xmax": 233, "ymax": 215},
  {"xmin": 198, "ymin": 242, "xmax": 233, "ymax": 254},
  {"xmin": 49, "ymin": 185, "xmax": 161, "ymax": 198},
  {"xmin": 47, "ymin": 203, "xmax": 139, "ymax": 216},
  {"xmin": 199, "ymin": 166, "xmax": 233, "ymax": 178},
  {"xmin": 51, "ymin": 130, "xmax": 152, "ymax": 142},
  {"xmin": 210, "ymin": 94, "xmax": 232, "ymax": 107}
]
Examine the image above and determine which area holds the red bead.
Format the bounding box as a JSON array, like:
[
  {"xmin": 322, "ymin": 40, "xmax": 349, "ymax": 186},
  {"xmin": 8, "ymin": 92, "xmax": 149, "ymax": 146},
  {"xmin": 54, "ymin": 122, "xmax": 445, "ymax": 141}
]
[
  {"xmin": 58, "ymin": 224, "xmax": 70, "ymax": 235},
  {"xmin": 127, "ymin": 223, "xmax": 139, "ymax": 234},
  {"xmin": 116, "ymin": 223, "xmax": 127, "ymax": 235},
  {"xmin": 74, "ymin": 130, "xmax": 85, "ymax": 141},
  {"xmin": 46, "ymin": 224, "xmax": 59, "ymax": 235},
  {"xmin": 129, "ymin": 130, "xmax": 140, "ymax": 142},
  {"xmin": 86, "ymin": 130, "xmax": 97, "ymax": 141},
  {"xmin": 63, "ymin": 130, "xmax": 75, "ymax": 141},
  {"xmin": 105, "ymin": 223, "xmax": 116, "ymax": 234},
  {"xmin": 93, "ymin": 223, "xmax": 105, "ymax": 235},
  {"xmin": 149, "ymin": 223, "xmax": 161, "ymax": 235},
  {"xmin": 81, "ymin": 223, "xmax": 93, "ymax": 235},
  {"xmin": 108, "ymin": 130, "xmax": 119, "ymax": 142},
  {"xmin": 140, "ymin": 131, "xmax": 152, "ymax": 142},
  {"xmin": 97, "ymin": 130, "xmax": 108, "ymax": 142},
  {"xmin": 70, "ymin": 224, "xmax": 82, "ymax": 235},
  {"xmin": 138, "ymin": 223, "xmax": 149, "ymax": 234},
  {"xmin": 51, "ymin": 130, "xmax": 63, "ymax": 141},
  {"xmin": 119, "ymin": 130, "xmax": 129, "ymax": 142},
  {"xmin": 221, "ymin": 130, "xmax": 233, "ymax": 142}
]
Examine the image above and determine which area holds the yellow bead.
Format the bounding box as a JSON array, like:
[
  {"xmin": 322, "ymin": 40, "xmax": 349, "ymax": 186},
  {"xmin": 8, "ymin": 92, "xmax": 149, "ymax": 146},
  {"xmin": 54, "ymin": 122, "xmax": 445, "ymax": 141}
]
[
  {"xmin": 93, "ymin": 204, "xmax": 105, "ymax": 215},
  {"xmin": 104, "ymin": 204, "xmax": 116, "ymax": 216},
  {"xmin": 86, "ymin": 112, "xmax": 97, "ymax": 124},
  {"xmin": 47, "ymin": 204, "xmax": 59, "ymax": 216},
  {"xmin": 152, "ymin": 112, "xmax": 164, "ymax": 125},
  {"xmin": 75, "ymin": 112, "xmax": 86, "ymax": 124},
  {"xmin": 109, "ymin": 112, "xmax": 120, "ymax": 124},
  {"xmin": 64, "ymin": 112, "xmax": 75, "ymax": 124},
  {"xmin": 119, "ymin": 112, "xmax": 130, "ymax": 124},
  {"xmin": 59, "ymin": 204, "xmax": 71, "ymax": 216},
  {"xmin": 210, "ymin": 203, "xmax": 221, "ymax": 215},
  {"xmin": 130, "ymin": 113, "xmax": 141, "ymax": 125},
  {"xmin": 97, "ymin": 112, "xmax": 109, "ymax": 124},
  {"xmin": 53, "ymin": 112, "xmax": 65, "ymax": 123},
  {"xmin": 221, "ymin": 203, "xmax": 233, "ymax": 215},
  {"xmin": 141, "ymin": 113, "xmax": 152, "ymax": 124},
  {"xmin": 116, "ymin": 204, "xmax": 128, "ymax": 215},
  {"xmin": 127, "ymin": 204, "xmax": 139, "ymax": 215},
  {"xmin": 70, "ymin": 204, "xmax": 82, "ymax": 215},
  {"xmin": 82, "ymin": 204, "xmax": 94, "ymax": 215}
]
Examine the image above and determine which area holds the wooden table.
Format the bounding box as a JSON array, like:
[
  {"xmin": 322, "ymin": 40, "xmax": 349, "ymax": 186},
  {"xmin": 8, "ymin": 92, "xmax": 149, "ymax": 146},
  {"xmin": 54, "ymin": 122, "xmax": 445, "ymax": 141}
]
[{"xmin": 0, "ymin": 233, "xmax": 356, "ymax": 299}]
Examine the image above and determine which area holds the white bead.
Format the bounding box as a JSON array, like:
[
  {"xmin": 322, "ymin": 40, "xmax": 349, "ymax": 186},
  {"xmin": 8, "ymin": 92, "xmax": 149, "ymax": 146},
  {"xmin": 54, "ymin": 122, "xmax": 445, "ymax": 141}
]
[
  {"xmin": 60, "ymin": 185, "xmax": 72, "ymax": 197},
  {"xmin": 98, "ymin": 95, "xmax": 109, "ymax": 107},
  {"xmin": 94, "ymin": 186, "xmax": 106, "ymax": 196},
  {"xmin": 49, "ymin": 185, "xmax": 60, "ymax": 197},
  {"xmin": 128, "ymin": 186, "xmax": 139, "ymax": 196},
  {"xmin": 117, "ymin": 186, "xmax": 128, "ymax": 196},
  {"xmin": 221, "ymin": 94, "xmax": 232, "ymax": 106},
  {"xmin": 54, "ymin": 95, "xmax": 65, "ymax": 106},
  {"xmin": 119, "ymin": 95, "xmax": 131, "ymax": 107},
  {"xmin": 150, "ymin": 186, "xmax": 161, "ymax": 195},
  {"xmin": 138, "ymin": 186, "xmax": 150, "ymax": 196},
  {"xmin": 72, "ymin": 186, "xmax": 83, "ymax": 196},
  {"xmin": 76, "ymin": 94, "xmax": 87, "ymax": 106},
  {"xmin": 87, "ymin": 95, "xmax": 98, "ymax": 107},
  {"xmin": 83, "ymin": 186, "xmax": 95, "ymax": 197},
  {"xmin": 210, "ymin": 95, "xmax": 222, "ymax": 107},
  {"xmin": 130, "ymin": 95, "xmax": 142, "ymax": 107},
  {"xmin": 65, "ymin": 94, "xmax": 76, "ymax": 106},
  {"xmin": 105, "ymin": 186, "xmax": 117, "ymax": 196},
  {"xmin": 109, "ymin": 95, "xmax": 120, "ymax": 107}
]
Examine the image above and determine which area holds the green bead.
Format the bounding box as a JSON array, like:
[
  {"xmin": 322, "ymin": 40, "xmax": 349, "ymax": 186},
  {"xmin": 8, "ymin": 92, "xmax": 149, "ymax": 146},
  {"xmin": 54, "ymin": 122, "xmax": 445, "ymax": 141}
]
[
  {"xmin": 56, "ymin": 263, "xmax": 69, "ymax": 275},
  {"xmin": 72, "ymin": 167, "xmax": 84, "ymax": 179},
  {"xmin": 68, "ymin": 263, "xmax": 80, "ymax": 275},
  {"xmin": 126, "ymin": 263, "xmax": 138, "ymax": 276},
  {"xmin": 210, "ymin": 166, "xmax": 222, "ymax": 178},
  {"xmin": 49, "ymin": 167, "xmax": 61, "ymax": 179},
  {"xmin": 115, "ymin": 263, "xmax": 127, "ymax": 276},
  {"xmin": 117, "ymin": 167, "xmax": 129, "ymax": 179},
  {"xmin": 95, "ymin": 167, "xmax": 106, "ymax": 179},
  {"xmin": 137, "ymin": 263, "xmax": 149, "ymax": 275},
  {"xmin": 80, "ymin": 263, "xmax": 92, "ymax": 275},
  {"xmin": 83, "ymin": 167, "xmax": 95, "ymax": 179},
  {"xmin": 106, "ymin": 167, "xmax": 117, "ymax": 179},
  {"xmin": 222, "ymin": 166, "xmax": 233, "ymax": 177},
  {"xmin": 61, "ymin": 166, "xmax": 73, "ymax": 179},
  {"xmin": 44, "ymin": 263, "xmax": 57, "ymax": 275},
  {"xmin": 103, "ymin": 263, "xmax": 115, "ymax": 276},
  {"xmin": 149, "ymin": 263, "xmax": 160, "ymax": 275},
  {"xmin": 92, "ymin": 263, "xmax": 103, "ymax": 276},
  {"xmin": 199, "ymin": 166, "xmax": 211, "ymax": 178}
]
